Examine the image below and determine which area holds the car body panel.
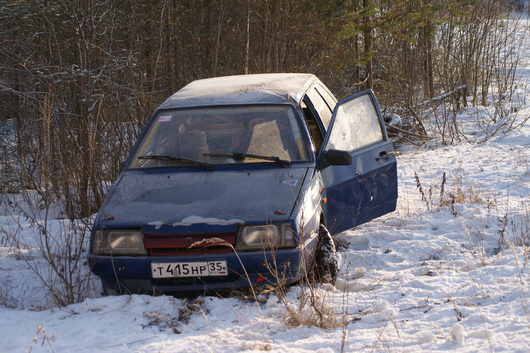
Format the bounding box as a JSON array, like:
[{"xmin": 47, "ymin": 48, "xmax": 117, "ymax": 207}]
[
  {"xmin": 320, "ymin": 90, "xmax": 398, "ymax": 234},
  {"xmin": 322, "ymin": 147, "xmax": 398, "ymax": 233}
]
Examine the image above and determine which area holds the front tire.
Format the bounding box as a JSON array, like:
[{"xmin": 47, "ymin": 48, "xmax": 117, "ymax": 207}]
[{"xmin": 312, "ymin": 225, "xmax": 338, "ymax": 284}]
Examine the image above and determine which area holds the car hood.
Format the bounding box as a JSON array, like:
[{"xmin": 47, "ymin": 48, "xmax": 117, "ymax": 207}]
[{"xmin": 97, "ymin": 167, "xmax": 309, "ymax": 229}]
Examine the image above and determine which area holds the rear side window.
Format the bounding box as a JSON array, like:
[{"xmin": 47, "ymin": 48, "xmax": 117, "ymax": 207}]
[
  {"xmin": 305, "ymin": 88, "xmax": 332, "ymax": 129},
  {"xmin": 326, "ymin": 94, "xmax": 383, "ymax": 152},
  {"xmin": 315, "ymin": 85, "xmax": 337, "ymax": 113}
]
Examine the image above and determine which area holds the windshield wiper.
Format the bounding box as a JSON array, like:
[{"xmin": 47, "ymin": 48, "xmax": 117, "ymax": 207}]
[
  {"xmin": 137, "ymin": 155, "xmax": 214, "ymax": 170},
  {"xmin": 203, "ymin": 152, "xmax": 291, "ymax": 167}
]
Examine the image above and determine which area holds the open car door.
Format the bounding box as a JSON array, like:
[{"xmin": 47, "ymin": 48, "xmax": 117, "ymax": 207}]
[{"xmin": 320, "ymin": 90, "xmax": 398, "ymax": 234}]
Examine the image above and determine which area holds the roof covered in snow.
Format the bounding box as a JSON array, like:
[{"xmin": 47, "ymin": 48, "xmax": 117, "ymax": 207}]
[{"xmin": 158, "ymin": 73, "xmax": 318, "ymax": 109}]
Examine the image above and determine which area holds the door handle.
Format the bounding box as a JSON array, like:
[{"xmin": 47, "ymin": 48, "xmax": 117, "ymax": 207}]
[{"xmin": 376, "ymin": 151, "xmax": 394, "ymax": 161}]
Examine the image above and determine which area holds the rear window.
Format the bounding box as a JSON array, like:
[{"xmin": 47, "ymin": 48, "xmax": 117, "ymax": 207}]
[{"xmin": 129, "ymin": 105, "xmax": 310, "ymax": 168}]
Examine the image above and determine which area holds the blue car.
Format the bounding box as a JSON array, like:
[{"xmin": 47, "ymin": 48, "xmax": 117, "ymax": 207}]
[{"xmin": 89, "ymin": 73, "xmax": 398, "ymax": 294}]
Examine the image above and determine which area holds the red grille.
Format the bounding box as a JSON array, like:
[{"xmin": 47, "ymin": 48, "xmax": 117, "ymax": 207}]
[{"xmin": 143, "ymin": 232, "xmax": 236, "ymax": 256}]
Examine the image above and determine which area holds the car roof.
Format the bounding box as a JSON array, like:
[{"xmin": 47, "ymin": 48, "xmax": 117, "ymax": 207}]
[{"xmin": 158, "ymin": 73, "xmax": 318, "ymax": 110}]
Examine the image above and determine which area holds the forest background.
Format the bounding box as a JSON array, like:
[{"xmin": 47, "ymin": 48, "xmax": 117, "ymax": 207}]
[{"xmin": 0, "ymin": 0, "xmax": 527, "ymax": 218}]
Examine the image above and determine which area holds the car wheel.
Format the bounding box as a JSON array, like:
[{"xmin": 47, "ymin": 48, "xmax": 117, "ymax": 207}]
[{"xmin": 312, "ymin": 225, "xmax": 338, "ymax": 284}]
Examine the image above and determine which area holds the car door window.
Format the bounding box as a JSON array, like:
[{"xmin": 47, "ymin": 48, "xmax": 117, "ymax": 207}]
[{"xmin": 325, "ymin": 94, "xmax": 383, "ymax": 152}]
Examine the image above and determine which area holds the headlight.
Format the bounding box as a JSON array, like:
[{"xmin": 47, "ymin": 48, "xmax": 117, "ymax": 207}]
[
  {"xmin": 92, "ymin": 230, "xmax": 147, "ymax": 255},
  {"xmin": 236, "ymin": 224, "xmax": 296, "ymax": 251}
]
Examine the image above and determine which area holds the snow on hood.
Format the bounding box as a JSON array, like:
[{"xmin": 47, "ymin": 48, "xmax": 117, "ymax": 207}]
[{"xmin": 97, "ymin": 167, "xmax": 309, "ymax": 229}]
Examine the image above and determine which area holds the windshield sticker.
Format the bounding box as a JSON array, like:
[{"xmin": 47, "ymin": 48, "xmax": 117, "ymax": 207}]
[
  {"xmin": 158, "ymin": 115, "xmax": 172, "ymax": 122},
  {"xmin": 282, "ymin": 179, "xmax": 298, "ymax": 186}
]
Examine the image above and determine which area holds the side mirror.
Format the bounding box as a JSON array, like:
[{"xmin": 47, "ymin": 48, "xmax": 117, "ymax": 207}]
[{"xmin": 319, "ymin": 149, "xmax": 352, "ymax": 169}]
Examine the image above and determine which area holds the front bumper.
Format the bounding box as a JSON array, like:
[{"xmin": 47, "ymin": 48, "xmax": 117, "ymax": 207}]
[{"xmin": 89, "ymin": 248, "xmax": 305, "ymax": 294}]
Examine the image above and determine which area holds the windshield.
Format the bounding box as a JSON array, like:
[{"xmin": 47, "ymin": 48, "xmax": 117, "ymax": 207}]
[{"xmin": 129, "ymin": 105, "xmax": 310, "ymax": 168}]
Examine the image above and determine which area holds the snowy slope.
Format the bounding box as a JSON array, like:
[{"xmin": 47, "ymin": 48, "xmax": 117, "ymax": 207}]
[{"xmin": 1, "ymin": 15, "xmax": 529, "ymax": 353}]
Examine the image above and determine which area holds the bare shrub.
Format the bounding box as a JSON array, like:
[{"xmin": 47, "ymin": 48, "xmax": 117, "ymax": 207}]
[
  {"xmin": 2, "ymin": 193, "xmax": 95, "ymax": 307},
  {"xmin": 283, "ymin": 284, "xmax": 341, "ymax": 329},
  {"xmin": 262, "ymin": 230, "xmax": 343, "ymax": 330},
  {"xmin": 509, "ymin": 204, "xmax": 530, "ymax": 262},
  {"xmin": 384, "ymin": 0, "xmax": 527, "ymax": 143},
  {"xmin": 0, "ymin": 276, "xmax": 18, "ymax": 309},
  {"xmin": 0, "ymin": 1, "xmax": 158, "ymax": 219}
]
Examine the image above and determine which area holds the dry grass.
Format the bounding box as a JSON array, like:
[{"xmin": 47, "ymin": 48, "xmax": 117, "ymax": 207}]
[
  {"xmin": 25, "ymin": 323, "xmax": 56, "ymax": 353},
  {"xmin": 414, "ymin": 171, "xmax": 486, "ymax": 216}
]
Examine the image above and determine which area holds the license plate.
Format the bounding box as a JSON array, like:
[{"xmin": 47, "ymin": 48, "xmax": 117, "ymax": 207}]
[{"xmin": 151, "ymin": 261, "xmax": 228, "ymax": 278}]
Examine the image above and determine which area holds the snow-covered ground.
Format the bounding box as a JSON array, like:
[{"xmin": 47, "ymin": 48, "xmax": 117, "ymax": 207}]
[{"xmin": 1, "ymin": 14, "xmax": 529, "ymax": 353}]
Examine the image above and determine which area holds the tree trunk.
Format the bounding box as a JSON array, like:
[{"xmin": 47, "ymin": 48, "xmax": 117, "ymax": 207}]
[{"xmin": 362, "ymin": 0, "xmax": 373, "ymax": 89}]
